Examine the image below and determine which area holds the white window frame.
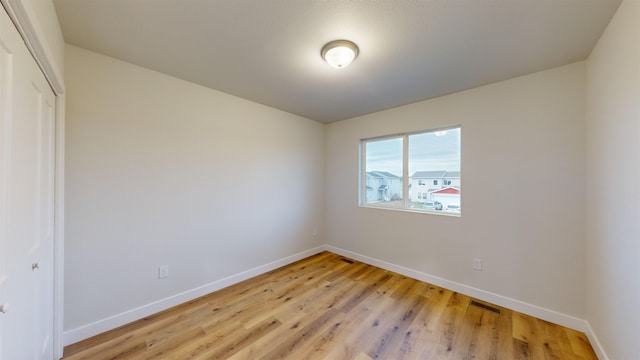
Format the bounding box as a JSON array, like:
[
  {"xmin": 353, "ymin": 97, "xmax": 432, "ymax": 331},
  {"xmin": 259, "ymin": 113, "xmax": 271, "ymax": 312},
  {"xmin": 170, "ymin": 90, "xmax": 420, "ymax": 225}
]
[{"xmin": 359, "ymin": 125, "xmax": 461, "ymax": 216}]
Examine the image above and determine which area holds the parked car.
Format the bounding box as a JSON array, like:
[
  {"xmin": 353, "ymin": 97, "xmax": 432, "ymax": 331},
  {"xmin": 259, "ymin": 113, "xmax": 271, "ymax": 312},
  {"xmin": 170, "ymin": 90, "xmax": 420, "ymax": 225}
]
[
  {"xmin": 423, "ymin": 201, "xmax": 443, "ymax": 211},
  {"xmin": 445, "ymin": 203, "xmax": 461, "ymax": 213}
]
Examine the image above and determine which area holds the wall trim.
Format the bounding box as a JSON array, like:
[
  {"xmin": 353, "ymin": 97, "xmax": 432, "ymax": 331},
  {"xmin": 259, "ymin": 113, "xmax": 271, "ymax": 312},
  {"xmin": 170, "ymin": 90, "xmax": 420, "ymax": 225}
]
[
  {"xmin": 63, "ymin": 246, "xmax": 327, "ymax": 346},
  {"xmin": 53, "ymin": 95, "xmax": 66, "ymax": 359},
  {"xmin": 64, "ymin": 244, "xmax": 610, "ymax": 359},
  {"xmin": 584, "ymin": 322, "xmax": 610, "ymax": 360},
  {"xmin": 0, "ymin": 0, "xmax": 64, "ymax": 94},
  {"xmin": 326, "ymin": 245, "xmax": 590, "ymax": 333}
]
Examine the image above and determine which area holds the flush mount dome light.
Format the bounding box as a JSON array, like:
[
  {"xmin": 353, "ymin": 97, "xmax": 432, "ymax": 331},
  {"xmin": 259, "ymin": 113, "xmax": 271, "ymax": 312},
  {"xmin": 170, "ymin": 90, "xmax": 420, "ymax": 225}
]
[{"xmin": 321, "ymin": 40, "xmax": 359, "ymax": 69}]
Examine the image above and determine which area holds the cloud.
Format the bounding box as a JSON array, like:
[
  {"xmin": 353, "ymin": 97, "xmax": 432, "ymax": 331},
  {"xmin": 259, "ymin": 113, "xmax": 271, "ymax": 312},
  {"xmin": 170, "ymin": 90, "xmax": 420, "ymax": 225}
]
[{"xmin": 365, "ymin": 128, "xmax": 460, "ymax": 174}]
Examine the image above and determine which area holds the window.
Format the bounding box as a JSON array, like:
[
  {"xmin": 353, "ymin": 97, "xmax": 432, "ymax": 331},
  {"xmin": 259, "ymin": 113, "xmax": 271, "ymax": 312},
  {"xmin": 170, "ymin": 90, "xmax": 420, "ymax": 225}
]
[
  {"xmin": 361, "ymin": 126, "xmax": 461, "ymax": 215},
  {"xmin": 363, "ymin": 137, "xmax": 403, "ymax": 204}
]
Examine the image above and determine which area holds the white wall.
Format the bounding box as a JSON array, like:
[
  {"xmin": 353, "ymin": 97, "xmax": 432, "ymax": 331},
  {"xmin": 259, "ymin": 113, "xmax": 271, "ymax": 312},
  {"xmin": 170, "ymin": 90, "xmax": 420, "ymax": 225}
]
[
  {"xmin": 326, "ymin": 63, "xmax": 586, "ymax": 319},
  {"xmin": 64, "ymin": 45, "xmax": 325, "ymax": 335},
  {"xmin": 585, "ymin": 1, "xmax": 640, "ymax": 358}
]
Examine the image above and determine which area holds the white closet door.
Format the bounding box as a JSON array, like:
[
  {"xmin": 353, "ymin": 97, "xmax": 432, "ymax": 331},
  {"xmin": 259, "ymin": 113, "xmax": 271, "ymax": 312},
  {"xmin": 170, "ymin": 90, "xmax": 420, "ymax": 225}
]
[{"xmin": 0, "ymin": 6, "xmax": 56, "ymax": 359}]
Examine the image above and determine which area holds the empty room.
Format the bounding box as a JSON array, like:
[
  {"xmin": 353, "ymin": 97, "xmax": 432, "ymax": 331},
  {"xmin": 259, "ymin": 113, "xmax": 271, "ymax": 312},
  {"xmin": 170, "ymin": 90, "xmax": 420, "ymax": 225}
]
[{"xmin": 0, "ymin": 0, "xmax": 638, "ymax": 359}]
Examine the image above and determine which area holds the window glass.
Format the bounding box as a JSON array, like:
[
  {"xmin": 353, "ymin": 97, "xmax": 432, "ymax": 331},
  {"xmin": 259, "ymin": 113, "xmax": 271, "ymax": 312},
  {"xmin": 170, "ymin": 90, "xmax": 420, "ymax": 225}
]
[
  {"xmin": 361, "ymin": 126, "xmax": 461, "ymax": 215},
  {"xmin": 363, "ymin": 137, "xmax": 403, "ymax": 208}
]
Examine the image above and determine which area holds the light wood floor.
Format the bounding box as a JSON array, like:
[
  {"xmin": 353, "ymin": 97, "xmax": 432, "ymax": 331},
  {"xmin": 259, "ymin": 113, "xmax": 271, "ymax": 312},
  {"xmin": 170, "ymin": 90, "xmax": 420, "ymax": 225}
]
[{"xmin": 63, "ymin": 252, "xmax": 597, "ymax": 359}]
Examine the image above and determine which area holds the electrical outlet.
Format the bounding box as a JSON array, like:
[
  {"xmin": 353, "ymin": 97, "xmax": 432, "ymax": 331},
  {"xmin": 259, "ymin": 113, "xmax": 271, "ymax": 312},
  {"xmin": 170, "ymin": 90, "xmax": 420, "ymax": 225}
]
[
  {"xmin": 473, "ymin": 258, "xmax": 482, "ymax": 271},
  {"xmin": 158, "ymin": 265, "xmax": 169, "ymax": 279},
  {"xmin": 312, "ymin": 228, "xmax": 318, "ymax": 237}
]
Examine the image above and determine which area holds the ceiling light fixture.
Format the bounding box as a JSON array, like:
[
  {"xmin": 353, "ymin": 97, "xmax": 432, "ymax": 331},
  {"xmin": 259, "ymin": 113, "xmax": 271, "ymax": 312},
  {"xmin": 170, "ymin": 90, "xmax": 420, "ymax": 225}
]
[{"xmin": 321, "ymin": 40, "xmax": 359, "ymax": 69}]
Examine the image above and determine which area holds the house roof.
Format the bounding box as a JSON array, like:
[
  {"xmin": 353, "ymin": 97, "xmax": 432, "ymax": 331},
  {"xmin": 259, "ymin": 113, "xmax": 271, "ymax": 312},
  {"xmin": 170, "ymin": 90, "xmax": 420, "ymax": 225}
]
[
  {"xmin": 367, "ymin": 171, "xmax": 401, "ymax": 179},
  {"xmin": 412, "ymin": 171, "xmax": 447, "ymax": 178},
  {"xmin": 431, "ymin": 187, "xmax": 461, "ymax": 195},
  {"xmin": 412, "ymin": 171, "xmax": 460, "ymax": 179}
]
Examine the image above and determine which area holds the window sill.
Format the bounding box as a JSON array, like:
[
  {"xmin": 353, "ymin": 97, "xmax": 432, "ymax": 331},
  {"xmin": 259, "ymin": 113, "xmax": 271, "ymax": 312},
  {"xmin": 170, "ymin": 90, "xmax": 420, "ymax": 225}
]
[{"xmin": 359, "ymin": 204, "xmax": 461, "ymax": 217}]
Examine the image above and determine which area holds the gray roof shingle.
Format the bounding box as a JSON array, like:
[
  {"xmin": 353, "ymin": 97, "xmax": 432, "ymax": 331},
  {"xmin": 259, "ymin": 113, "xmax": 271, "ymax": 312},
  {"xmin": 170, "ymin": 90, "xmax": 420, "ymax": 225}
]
[{"xmin": 411, "ymin": 170, "xmax": 460, "ymax": 178}]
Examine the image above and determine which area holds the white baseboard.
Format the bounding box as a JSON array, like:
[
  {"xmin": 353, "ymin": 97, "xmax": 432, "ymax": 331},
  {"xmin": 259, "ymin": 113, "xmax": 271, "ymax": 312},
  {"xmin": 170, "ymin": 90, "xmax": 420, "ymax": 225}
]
[
  {"xmin": 326, "ymin": 246, "xmax": 590, "ymax": 333},
  {"xmin": 583, "ymin": 321, "xmax": 609, "ymax": 360},
  {"xmin": 64, "ymin": 244, "xmax": 609, "ymax": 359},
  {"xmin": 63, "ymin": 246, "xmax": 327, "ymax": 346}
]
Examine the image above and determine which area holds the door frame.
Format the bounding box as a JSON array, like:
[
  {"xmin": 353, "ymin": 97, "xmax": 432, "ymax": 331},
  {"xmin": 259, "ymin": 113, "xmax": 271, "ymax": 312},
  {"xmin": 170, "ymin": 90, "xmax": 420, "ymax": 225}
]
[{"xmin": 0, "ymin": 1, "xmax": 65, "ymax": 358}]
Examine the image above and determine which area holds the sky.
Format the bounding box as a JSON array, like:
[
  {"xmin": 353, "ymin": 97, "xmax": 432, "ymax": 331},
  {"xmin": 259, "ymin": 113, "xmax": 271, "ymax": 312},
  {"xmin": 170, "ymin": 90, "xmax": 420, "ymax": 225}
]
[{"xmin": 365, "ymin": 128, "xmax": 461, "ymax": 177}]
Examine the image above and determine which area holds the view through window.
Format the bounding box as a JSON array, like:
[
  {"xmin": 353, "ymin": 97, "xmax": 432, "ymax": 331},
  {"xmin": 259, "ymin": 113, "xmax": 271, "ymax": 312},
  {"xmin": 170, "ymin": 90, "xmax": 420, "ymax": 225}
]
[{"xmin": 361, "ymin": 126, "xmax": 461, "ymax": 215}]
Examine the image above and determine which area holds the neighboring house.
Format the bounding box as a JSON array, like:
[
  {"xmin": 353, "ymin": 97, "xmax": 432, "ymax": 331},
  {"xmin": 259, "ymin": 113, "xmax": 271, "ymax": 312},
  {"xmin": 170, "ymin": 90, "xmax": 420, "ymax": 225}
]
[
  {"xmin": 409, "ymin": 171, "xmax": 461, "ymax": 203},
  {"xmin": 430, "ymin": 186, "xmax": 461, "ymax": 207},
  {"xmin": 366, "ymin": 171, "xmax": 402, "ymax": 202}
]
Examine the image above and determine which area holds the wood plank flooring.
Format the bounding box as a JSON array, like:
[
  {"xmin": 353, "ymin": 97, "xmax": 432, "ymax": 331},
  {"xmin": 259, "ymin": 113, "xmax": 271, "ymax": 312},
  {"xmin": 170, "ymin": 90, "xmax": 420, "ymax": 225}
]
[{"xmin": 63, "ymin": 252, "xmax": 597, "ymax": 359}]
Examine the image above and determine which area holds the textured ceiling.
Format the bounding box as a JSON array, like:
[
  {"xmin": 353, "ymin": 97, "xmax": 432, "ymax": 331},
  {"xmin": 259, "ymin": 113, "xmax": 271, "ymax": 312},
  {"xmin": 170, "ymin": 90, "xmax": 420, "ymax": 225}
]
[{"xmin": 53, "ymin": 0, "xmax": 620, "ymax": 123}]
